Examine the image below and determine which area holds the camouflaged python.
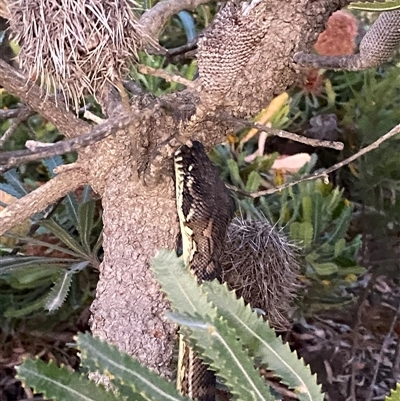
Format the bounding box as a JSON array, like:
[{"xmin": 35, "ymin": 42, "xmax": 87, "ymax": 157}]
[{"xmin": 174, "ymin": 140, "xmax": 235, "ymax": 401}]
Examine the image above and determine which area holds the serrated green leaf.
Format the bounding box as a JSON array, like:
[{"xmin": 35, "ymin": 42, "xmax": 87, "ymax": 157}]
[
  {"xmin": 92, "ymin": 229, "xmax": 103, "ymax": 257},
  {"xmin": 45, "ymin": 270, "xmax": 72, "ymax": 312},
  {"xmin": 246, "ymin": 171, "xmax": 262, "ymax": 192},
  {"xmin": 324, "ymin": 188, "xmax": 342, "ymax": 216},
  {"xmin": 17, "ymin": 358, "xmax": 120, "ymax": 401},
  {"xmin": 40, "ymin": 220, "xmax": 87, "ymax": 258},
  {"xmin": 152, "ymin": 250, "xmax": 217, "ymax": 319},
  {"xmin": 0, "ymin": 256, "xmax": 74, "ymax": 271},
  {"xmin": 81, "ymin": 185, "xmax": 92, "ymax": 203},
  {"xmin": 349, "ymin": 0, "xmax": 400, "ymax": 11},
  {"xmin": 170, "ymin": 313, "xmax": 274, "ymax": 401},
  {"xmin": 76, "ymin": 333, "xmax": 189, "ymax": 401},
  {"xmin": 0, "ymin": 182, "xmax": 24, "ymax": 200},
  {"xmin": 152, "ymin": 251, "xmax": 272, "ymax": 400},
  {"xmin": 8, "ymin": 265, "xmax": 61, "ymax": 285},
  {"xmin": 14, "ymin": 236, "xmax": 85, "ymax": 258},
  {"xmin": 0, "ymin": 257, "xmax": 66, "ymax": 283},
  {"xmin": 152, "ymin": 251, "xmax": 323, "ymax": 401},
  {"xmin": 78, "ymin": 200, "xmax": 95, "ymax": 253},
  {"xmin": 201, "ymin": 281, "xmax": 323, "ymax": 401}
]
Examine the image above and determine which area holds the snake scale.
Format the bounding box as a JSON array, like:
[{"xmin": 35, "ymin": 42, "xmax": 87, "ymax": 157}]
[{"xmin": 174, "ymin": 140, "xmax": 236, "ymax": 401}]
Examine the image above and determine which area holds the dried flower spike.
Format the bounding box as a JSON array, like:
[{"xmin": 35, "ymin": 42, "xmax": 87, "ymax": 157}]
[{"xmin": 7, "ymin": 0, "xmax": 149, "ymax": 110}]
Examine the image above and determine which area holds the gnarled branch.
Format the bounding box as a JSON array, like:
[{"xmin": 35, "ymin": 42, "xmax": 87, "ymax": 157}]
[
  {"xmin": 140, "ymin": 0, "xmax": 209, "ymax": 40},
  {"xmin": 0, "ymin": 59, "xmax": 89, "ymax": 138},
  {"xmin": 0, "ymin": 166, "xmax": 88, "ymax": 235}
]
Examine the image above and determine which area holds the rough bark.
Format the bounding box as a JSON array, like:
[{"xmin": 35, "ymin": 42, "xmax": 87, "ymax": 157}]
[{"xmin": 0, "ymin": 0, "xmax": 355, "ymax": 380}]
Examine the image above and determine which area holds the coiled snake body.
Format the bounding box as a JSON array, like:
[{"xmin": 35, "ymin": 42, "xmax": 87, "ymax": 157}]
[{"xmin": 174, "ymin": 140, "xmax": 235, "ymax": 400}]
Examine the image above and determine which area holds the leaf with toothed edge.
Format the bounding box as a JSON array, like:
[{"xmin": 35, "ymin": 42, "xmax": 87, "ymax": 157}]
[
  {"xmin": 76, "ymin": 333, "xmax": 190, "ymax": 401},
  {"xmin": 16, "ymin": 358, "xmax": 120, "ymax": 401},
  {"xmin": 152, "ymin": 250, "xmax": 324, "ymax": 401}
]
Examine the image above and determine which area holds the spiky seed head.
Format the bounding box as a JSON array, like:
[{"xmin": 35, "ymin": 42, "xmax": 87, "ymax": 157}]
[
  {"xmin": 6, "ymin": 0, "xmax": 150, "ymax": 110},
  {"xmin": 221, "ymin": 217, "xmax": 300, "ymax": 330}
]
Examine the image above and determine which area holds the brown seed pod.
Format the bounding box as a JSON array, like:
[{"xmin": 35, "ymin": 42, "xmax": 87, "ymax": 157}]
[
  {"xmin": 6, "ymin": 0, "xmax": 150, "ymax": 110},
  {"xmin": 197, "ymin": 0, "xmax": 270, "ymax": 96},
  {"xmin": 221, "ymin": 217, "xmax": 300, "ymax": 330}
]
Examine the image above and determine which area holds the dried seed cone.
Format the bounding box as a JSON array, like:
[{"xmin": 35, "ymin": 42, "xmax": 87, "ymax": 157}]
[
  {"xmin": 6, "ymin": 0, "xmax": 147, "ymax": 110},
  {"xmin": 221, "ymin": 217, "xmax": 300, "ymax": 330},
  {"xmin": 197, "ymin": 1, "xmax": 269, "ymax": 95}
]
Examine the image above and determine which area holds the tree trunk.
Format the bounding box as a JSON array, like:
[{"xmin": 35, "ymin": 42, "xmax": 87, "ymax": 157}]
[{"xmin": 0, "ymin": 0, "xmax": 355, "ymax": 381}]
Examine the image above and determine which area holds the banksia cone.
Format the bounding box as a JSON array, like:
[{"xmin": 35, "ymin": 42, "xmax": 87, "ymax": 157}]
[
  {"xmin": 314, "ymin": 10, "xmax": 358, "ymax": 57},
  {"xmin": 197, "ymin": 0, "xmax": 269, "ymax": 96},
  {"xmin": 221, "ymin": 217, "xmax": 300, "ymax": 330},
  {"xmin": 6, "ymin": 0, "xmax": 149, "ymax": 110}
]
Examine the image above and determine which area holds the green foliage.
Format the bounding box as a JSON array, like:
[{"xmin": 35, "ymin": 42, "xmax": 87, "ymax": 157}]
[
  {"xmin": 211, "ymin": 143, "xmax": 364, "ymax": 313},
  {"xmin": 0, "ymin": 159, "xmax": 102, "ymax": 330},
  {"xmin": 17, "ymin": 358, "xmax": 121, "ymax": 401},
  {"xmin": 17, "ymin": 251, "xmax": 324, "ymax": 401},
  {"xmin": 152, "ymin": 250, "xmax": 323, "ymax": 401},
  {"xmin": 17, "ymin": 333, "xmax": 189, "ymax": 401},
  {"xmin": 349, "ymin": 0, "xmax": 400, "ymax": 11},
  {"xmin": 291, "ymin": 64, "xmax": 400, "ymax": 276},
  {"xmin": 386, "ymin": 384, "xmax": 400, "ymax": 401}
]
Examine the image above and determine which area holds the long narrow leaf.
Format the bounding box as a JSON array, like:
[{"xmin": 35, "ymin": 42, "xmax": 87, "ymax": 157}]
[
  {"xmin": 3, "ymin": 170, "xmax": 29, "ymax": 197},
  {"xmin": 349, "ymin": 0, "xmax": 400, "ymax": 11},
  {"xmin": 62, "ymin": 192, "xmax": 79, "ymax": 226},
  {"xmin": 45, "ymin": 270, "xmax": 73, "ymax": 312},
  {"xmin": 78, "ymin": 200, "xmax": 95, "ymax": 253},
  {"xmin": 170, "ymin": 313, "xmax": 274, "ymax": 401},
  {"xmin": 202, "ymin": 281, "xmax": 323, "ymax": 401},
  {"xmin": 77, "ymin": 333, "xmax": 190, "ymax": 401},
  {"xmin": 40, "ymin": 220, "xmax": 87, "ymax": 258},
  {"xmin": 17, "ymin": 358, "xmax": 120, "ymax": 401},
  {"xmin": 152, "ymin": 251, "xmax": 273, "ymax": 400}
]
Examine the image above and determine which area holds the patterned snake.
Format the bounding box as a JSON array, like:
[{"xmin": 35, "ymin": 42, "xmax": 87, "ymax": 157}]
[{"xmin": 174, "ymin": 140, "xmax": 236, "ymax": 400}]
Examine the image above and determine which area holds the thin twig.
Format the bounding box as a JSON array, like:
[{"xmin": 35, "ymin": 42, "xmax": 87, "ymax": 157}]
[
  {"xmin": 231, "ymin": 123, "xmax": 400, "ymax": 198},
  {"xmin": 219, "ymin": 114, "xmax": 344, "ymax": 150},
  {"xmin": 138, "ymin": 65, "xmax": 195, "ymax": 88},
  {"xmin": 0, "ymin": 112, "xmax": 137, "ymax": 172},
  {"xmin": 139, "ymin": 0, "xmax": 210, "ymax": 39},
  {"xmin": 0, "ymin": 106, "xmax": 27, "ymax": 120},
  {"xmin": 0, "ymin": 106, "xmax": 34, "ymax": 148}
]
